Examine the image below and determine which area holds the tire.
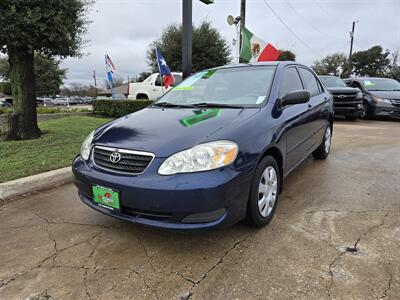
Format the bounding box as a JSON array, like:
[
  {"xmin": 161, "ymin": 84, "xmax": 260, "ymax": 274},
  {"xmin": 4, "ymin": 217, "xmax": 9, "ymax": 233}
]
[
  {"xmin": 246, "ymin": 156, "xmax": 280, "ymax": 228},
  {"xmin": 312, "ymin": 125, "xmax": 332, "ymax": 160},
  {"xmin": 361, "ymin": 101, "xmax": 374, "ymax": 119}
]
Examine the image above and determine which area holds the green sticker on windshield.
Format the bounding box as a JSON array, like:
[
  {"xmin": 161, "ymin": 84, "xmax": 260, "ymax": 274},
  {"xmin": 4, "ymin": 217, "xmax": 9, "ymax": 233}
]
[
  {"xmin": 363, "ymin": 80, "xmax": 374, "ymax": 86},
  {"xmin": 174, "ymin": 86, "xmax": 193, "ymax": 91}
]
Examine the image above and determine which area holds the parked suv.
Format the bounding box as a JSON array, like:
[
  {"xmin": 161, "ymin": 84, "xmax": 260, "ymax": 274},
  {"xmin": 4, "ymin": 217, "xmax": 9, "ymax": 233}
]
[
  {"xmin": 344, "ymin": 77, "xmax": 400, "ymax": 118},
  {"xmin": 319, "ymin": 75, "xmax": 363, "ymax": 120},
  {"xmin": 73, "ymin": 62, "xmax": 334, "ymax": 230}
]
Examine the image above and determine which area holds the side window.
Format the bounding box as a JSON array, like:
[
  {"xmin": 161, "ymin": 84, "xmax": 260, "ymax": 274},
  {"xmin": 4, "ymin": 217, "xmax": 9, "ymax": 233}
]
[
  {"xmin": 279, "ymin": 67, "xmax": 303, "ymax": 98},
  {"xmin": 298, "ymin": 68, "xmax": 320, "ymax": 96},
  {"xmin": 155, "ymin": 75, "xmax": 162, "ymax": 86},
  {"xmin": 351, "ymin": 81, "xmax": 362, "ymax": 89},
  {"xmin": 173, "ymin": 75, "xmax": 183, "ymax": 86}
]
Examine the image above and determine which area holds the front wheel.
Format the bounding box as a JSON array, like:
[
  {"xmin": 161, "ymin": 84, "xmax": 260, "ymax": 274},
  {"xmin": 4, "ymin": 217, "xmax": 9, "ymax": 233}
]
[
  {"xmin": 246, "ymin": 156, "xmax": 280, "ymax": 227},
  {"xmin": 312, "ymin": 125, "xmax": 332, "ymax": 160}
]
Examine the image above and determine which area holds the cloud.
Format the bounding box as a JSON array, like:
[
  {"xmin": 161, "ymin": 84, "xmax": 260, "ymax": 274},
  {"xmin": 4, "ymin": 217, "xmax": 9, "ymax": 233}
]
[{"xmin": 61, "ymin": 0, "xmax": 400, "ymax": 86}]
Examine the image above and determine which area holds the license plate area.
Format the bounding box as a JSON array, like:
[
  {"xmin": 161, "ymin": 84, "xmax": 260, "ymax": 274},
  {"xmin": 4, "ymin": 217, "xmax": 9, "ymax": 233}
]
[{"xmin": 92, "ymin": 185, "xmax": 120, "ymax": 211}]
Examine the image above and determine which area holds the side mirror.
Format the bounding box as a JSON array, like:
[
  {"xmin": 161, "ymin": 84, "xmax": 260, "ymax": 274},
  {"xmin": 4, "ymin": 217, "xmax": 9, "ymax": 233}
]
[{"xmin": 279, "ymin": 90, "xmax": 310, "ymax": 107}]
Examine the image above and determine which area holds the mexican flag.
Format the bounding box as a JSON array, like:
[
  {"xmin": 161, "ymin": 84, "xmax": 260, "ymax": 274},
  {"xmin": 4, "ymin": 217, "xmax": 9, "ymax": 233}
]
[{"xmin": 239, "ymin": 26, "xmax": 282, "ymax": 62}]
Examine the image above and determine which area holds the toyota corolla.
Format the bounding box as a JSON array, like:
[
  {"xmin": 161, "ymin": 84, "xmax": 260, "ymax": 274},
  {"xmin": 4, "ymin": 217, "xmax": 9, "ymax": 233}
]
[{"xmin": 72, "ymin": 62, "xmax": 334, "ymax": 230}]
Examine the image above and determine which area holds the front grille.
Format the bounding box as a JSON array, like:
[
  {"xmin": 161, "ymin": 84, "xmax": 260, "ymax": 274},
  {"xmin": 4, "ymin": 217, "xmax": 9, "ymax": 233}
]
[
  {"xmin": 391, "ymin": 99, "xmax": 400, "ymax": 107},
  {"xmin": 93, "ymin": 146, "xmax": 154, "ymax": 174},
  {"xmin": 332, "ymin": 93, "xmax": 358, "ymax": 102},
  {"xmin": 121, "ymin": 206, "xmax": 172, "ymax": 221}
]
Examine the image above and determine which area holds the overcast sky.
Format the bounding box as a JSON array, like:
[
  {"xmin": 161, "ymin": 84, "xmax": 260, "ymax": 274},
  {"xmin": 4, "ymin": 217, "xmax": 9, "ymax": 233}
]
[{"xmin": 61, "ymin": 0, "xmax": 400, "ymax": 87}]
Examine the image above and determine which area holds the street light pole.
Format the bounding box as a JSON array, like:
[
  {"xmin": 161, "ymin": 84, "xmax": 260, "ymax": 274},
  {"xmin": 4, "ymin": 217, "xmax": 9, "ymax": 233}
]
[
  {"xmin": 182, "ymin": 0, "xmax": 193, "ymax": 79},
  {"xmin": 347, "ymin": 21, "xmax": 356, "ymax": 77}
]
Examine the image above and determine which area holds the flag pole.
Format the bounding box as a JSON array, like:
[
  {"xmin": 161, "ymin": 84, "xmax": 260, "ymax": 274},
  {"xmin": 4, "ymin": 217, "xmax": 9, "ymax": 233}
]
[
  {"xmin": 155, "ymin": 49, "xmax": 165, "ymax": 95},
  {"xmin": 105, "ymin": 53, "xmax": 115, "ymax": 100}
]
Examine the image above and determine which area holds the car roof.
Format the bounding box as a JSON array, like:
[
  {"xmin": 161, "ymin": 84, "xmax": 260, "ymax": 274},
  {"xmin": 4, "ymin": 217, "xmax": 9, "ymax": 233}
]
[
  {"xmin": 345, "ymin": 77, "xmax": 393, "ymax": 81},
  {"xmin": 319, "ymin": 75, "xmax": 339, "ymax": 78}
]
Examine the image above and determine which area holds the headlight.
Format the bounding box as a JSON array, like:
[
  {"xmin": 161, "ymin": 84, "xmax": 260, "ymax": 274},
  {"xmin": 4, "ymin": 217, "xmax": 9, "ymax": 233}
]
[
  {"xmin": 374, "ymin": 96, "xmax": 392, "ymax": 104},
  {"xmin": 355, "ymin": 92, "xmax": 363, "ymax": 99},
  {"xmin": 158, "ymin": 140, "xmax": 238, "ymax": 175},
  {"xmin": 80, "ymin": 131, "xmax": 95, "ymax": 160}
]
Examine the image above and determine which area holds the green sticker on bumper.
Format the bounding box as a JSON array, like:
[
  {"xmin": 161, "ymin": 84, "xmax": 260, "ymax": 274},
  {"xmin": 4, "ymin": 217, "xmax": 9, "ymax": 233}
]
[{"xmin": 92, "ymin": 185, "xmax": 120, "ymax": 210}]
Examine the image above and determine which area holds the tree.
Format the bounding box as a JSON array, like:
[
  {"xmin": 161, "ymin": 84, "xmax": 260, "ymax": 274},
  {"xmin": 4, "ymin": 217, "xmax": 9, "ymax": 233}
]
[
  {"xmin": 104, "ymin": 75, "xmax": 125, "ymax": 90},
  {"xmin": 0, "ymin": 54, "xmax": 66, "ymax": 96},
  {"xmin": 387, "ymin": 49, "xmax": 400, "ymax": 81},
  {"xmin": 147, "ymin": 21, "xmax": 231, "ymax": 73},
  {"xmin": 277, "ymin": 50, "xmax": 296, "ymax": 61},
  {"xmin": 137, "ymin": 71, "xmax": 152, "ymax": 82},
  {"xmin": 351, "ymin": 45, "xmax": 390, "ymax": 77},
  {"xmin": 60, "ymin": 83, "xmax": 97, "ymax": 97},
  {"xmin": 0, "ymin": 0, "xmax": 90, "ymax": 140},
  {"xmin": 311, "ymin": 53, "xmax": 347, "ymax": 76}
]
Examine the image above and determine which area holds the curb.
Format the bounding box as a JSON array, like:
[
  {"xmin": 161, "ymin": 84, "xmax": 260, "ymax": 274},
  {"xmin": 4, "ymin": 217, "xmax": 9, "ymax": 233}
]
[{"xmin": 0, "ymin": 167, "xmax": 73, "ymax": 201}]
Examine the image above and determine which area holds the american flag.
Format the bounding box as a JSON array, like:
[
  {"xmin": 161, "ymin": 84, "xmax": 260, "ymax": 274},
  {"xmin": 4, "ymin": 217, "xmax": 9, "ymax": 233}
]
[{"xmin": 105, "ymin": 54, "xmax": 116, "ymax": 73}]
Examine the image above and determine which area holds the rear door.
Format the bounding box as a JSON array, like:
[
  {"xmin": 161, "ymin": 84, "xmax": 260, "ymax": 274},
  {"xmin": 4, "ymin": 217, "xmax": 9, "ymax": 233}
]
[
  {"xmin": 280, "ymin": 67, "xmax": 311, "ymax": 172},
  {"xmin": 298, "ymin": 67, "xmax": 329, "ymax": 148}
]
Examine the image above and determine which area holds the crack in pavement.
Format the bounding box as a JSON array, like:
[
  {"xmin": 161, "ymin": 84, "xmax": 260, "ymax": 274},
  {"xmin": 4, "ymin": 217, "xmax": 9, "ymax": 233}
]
[
  {"xmin": 379, "ymin": 271, "xmax": 393, "ymax": 299},
  {"xmin": 176, "ymin": 235, "xmax": 250, "ymax": 299},
  {"xmin": 325, "ymin": 211, "xmax": 390, "ymax": 298}
]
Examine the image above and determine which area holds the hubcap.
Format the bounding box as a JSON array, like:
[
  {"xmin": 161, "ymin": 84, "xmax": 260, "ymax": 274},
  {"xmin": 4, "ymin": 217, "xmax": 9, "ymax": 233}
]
[
  {"xmin": 258, "ymin": 166, "xmax": 278, "ymax": 217},
  {"xmin": 324, "ymin": 127, "xmax": 331, "ymax": 154}
]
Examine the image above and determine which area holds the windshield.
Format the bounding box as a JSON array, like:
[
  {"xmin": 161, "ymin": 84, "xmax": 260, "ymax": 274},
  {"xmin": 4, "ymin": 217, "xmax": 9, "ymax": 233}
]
[
  {"xmin": 362, "ymin": 78, "xmax": 400, "ymax": 91},
  {"xmin": 156, "ymin": 66, "xmax": 276, "ymax": 106},
  {"xmin": 320, "ymin": 76, "xmax": 347, "ymax": 88}
]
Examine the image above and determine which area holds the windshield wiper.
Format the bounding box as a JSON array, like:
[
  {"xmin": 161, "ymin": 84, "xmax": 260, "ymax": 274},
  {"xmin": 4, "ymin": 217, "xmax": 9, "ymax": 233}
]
[
  {"xmin": 191, "ymin": 102, "xmax": 245, "ymax": 109},
  {"xmin": 152, "ymin": 102, "xmax": 195, "ymax": 108}
]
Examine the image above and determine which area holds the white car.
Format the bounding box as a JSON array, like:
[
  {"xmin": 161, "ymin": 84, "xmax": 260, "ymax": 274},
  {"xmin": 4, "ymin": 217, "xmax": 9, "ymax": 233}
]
[
  {"xmin": 53, "ymin": 97, "xmax": 70, "ymax": 105},
  {"xmin": 128, "ymin": 72, "xmax": 182, "ymax": 100}
]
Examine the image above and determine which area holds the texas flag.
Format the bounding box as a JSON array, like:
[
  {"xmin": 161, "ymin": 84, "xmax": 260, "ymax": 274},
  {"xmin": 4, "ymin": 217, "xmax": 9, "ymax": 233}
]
[
  {"xmin": 239, "ymin": 26, "xmax": 282, "ymax": 62},
  {"xmin": 156, "ymin": 48, "xmax": 175, "ymax": 88}
]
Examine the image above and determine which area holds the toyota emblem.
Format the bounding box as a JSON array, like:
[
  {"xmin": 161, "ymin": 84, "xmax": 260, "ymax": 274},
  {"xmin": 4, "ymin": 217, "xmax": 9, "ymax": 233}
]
[
  {"xmin": 337, "ymin": 95, "xmax": 346, "ymax": 99},
  {"xmin": 110, "ymin": 152, "xmax": 121, "ymax": 163}
]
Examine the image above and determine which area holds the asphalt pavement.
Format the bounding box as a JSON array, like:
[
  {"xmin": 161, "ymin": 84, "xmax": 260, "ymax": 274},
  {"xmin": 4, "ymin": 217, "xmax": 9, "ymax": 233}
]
[{"xmin": 1, "ymin": 119, "xmax": 399, "ymax": 299}]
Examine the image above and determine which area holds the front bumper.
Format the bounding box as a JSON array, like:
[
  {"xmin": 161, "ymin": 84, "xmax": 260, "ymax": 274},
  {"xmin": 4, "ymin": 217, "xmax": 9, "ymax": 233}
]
[
  {"xmin": 333, "ymin": 101, "xmax": 363, "ymax": 117},
  {"xmin": 374, "ymin": 104, "xmax": 400, "ymax": 117},
  {"xmin": 72, "ymin": 156, "xmax": 255, "ymax": 230}
]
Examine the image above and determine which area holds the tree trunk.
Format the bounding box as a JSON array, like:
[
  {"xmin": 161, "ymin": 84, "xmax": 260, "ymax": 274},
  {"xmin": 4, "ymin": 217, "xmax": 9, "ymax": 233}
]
[{"xmin": 7, "ymin": 47, "xmax": 41, "ymax": 140}]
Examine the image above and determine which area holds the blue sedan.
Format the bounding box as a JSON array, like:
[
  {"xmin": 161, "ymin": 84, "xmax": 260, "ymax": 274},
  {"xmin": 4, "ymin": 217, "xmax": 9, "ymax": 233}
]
[{"xmin": 73, "ymin": 62, "xmax": 334, "ymax": 230}]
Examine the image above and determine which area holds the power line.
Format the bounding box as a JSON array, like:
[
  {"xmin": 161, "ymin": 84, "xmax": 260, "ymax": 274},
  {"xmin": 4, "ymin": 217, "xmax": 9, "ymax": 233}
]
[{"xmin": 261, "ymin": 0, "xmax": 322, "ymax": 58}]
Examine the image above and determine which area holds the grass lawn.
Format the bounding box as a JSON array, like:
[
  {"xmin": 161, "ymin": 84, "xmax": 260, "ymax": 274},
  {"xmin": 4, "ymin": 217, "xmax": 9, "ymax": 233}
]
[{"xmin": 0, "ymin": 116, "xmax": 111, "ymax": 183}]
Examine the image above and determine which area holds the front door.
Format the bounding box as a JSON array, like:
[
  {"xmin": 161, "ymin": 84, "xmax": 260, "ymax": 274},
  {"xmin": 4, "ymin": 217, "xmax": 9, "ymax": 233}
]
[{"xmin": 280, "ymin": 67, "xmax": 312, "ymax": 172}]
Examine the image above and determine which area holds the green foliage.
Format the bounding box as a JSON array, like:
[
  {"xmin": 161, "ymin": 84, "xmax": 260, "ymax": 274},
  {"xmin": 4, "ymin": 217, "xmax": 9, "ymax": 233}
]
[
  {"xmin": 352, "ymin": 46, "xmax": 390, "ymax": 77},
  {"xmin": 136, "ymin": 71, "xmax": 152, "ymax": 82},
  {"xmin": 0, "ymin": 0, "xmax": 90, "ymax": 57},
  {"xmin": 93, "ymin": 100, "xmax": 154, "ymax": 118},
  {"xmin": 0, "ymin": 107, "xmax": 92, "ymax": 115},
  {"xmin": 311, "ymin": 53, "xmax": 347, "ymax": 76},
  {"xmin": 0, "ymin": 116, "xmax": 111, "ymax": 183},
  {"xmin": 386, "ymin": 49, "xmax": 400, "ymax": 81},
  {"xmin": 1, "ymin": 54, "xmax": 66, "ymax": 96},
  {"xmin": 278, "ymin": 50, "xmax": 296, "ymax": 61},
  {"xmin": 147, "ymin": 21, "xmax": 231, "ymax": 72},
  {"xmin": 0, "ymin": 82, "xmax": 12, "ymax": 95}
]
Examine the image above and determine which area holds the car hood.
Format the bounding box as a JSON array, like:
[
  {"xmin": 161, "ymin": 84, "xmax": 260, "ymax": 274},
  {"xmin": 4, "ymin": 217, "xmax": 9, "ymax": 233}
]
[
  {"xmin": 327, "ymin": 87, "xmax": 360, "ymax": 94},
  {"xmin": 368, "ymin": 90, "xmax": 400, "ymax": 100},
  {"xmin": 94, "ymin": 107, "xmax": 261, "ymax": 157}
]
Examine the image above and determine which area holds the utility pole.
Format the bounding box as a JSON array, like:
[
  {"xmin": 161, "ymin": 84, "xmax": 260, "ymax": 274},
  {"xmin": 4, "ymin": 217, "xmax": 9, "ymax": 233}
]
[
  {"xmin": 347, "ymin": 21, "xmax": 356, "ymax": 77},
  {"xmin": 239, "ymin": 0, "xmax": 246, "ymax": 61},
  {"xmin": 182, "ymin": 0, "xmax": 193, "ymax": 79},
  {"xmin": 93, "ymin": 70, "xmax": 98, "ymax": 97}
]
